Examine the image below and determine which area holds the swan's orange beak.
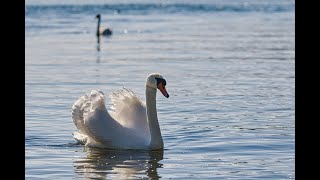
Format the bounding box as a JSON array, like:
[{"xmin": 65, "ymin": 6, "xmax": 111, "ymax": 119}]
[{"xmin": 158, "ymin": 82, "xmax": 169, "ymax": 98}]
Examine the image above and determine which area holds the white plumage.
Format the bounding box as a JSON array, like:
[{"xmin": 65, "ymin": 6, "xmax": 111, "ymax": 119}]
[{"xmin": 71, "ymin": 73, "xmax": 169, "ymax": 150}]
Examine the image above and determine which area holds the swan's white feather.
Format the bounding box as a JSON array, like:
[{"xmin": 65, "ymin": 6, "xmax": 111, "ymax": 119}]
[
  {"xmin": 109, "ymin": 88, "xmax": 149, "ymax": 132},
  {"xmin": 71, "ymin": 89, "xmax": 150, "ymax": 149}
]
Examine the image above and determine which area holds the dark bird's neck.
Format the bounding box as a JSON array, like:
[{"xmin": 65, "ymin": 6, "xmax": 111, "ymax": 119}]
[{"xmin": 96, "ymin": 17, "xmax": 101, "ymax": 36}]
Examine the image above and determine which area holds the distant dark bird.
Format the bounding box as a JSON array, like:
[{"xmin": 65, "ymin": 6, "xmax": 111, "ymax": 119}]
[{"xmin": 95, "ymin": 14, "xmax": 112, "ymax": 37}]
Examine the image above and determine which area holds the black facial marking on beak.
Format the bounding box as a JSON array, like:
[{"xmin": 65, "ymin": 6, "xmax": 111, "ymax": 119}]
[
  {"xmin": 155, "ymin": 77, "xmax": 166, "ymax": 87},
  {"xmin": 155, "ymin": 77, "xmax": 169, "ymax": 98}
]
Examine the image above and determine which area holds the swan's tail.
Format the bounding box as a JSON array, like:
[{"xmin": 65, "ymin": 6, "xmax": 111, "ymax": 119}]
[{"xmin": 72, "ymin": 132, "xmax": 88, "ymax": 145}]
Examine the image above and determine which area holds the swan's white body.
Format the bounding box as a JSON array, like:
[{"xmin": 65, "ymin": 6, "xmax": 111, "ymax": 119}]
[{"xmin": 71, "ymin": 73, "xmax": 169, "ymax": 150}]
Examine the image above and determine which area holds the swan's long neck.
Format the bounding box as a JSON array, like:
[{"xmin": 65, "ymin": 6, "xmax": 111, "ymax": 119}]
[
  {"xmin": 146, "ymin": 86, "xmax": 163, "ymax": 149},
  {"xmin": 96, "ymin": 17, "xmax": 101, "ymax": 36}
]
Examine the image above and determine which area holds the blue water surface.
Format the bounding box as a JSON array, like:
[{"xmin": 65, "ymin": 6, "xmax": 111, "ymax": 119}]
[{"xmin": 26, "ymin": 0, "xmax": 295, "ymax": 179}]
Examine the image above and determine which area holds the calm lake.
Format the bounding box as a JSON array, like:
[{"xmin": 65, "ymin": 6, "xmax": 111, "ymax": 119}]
[{"xmin": 26, "ymin": 0, "xmax": 295, "ymax": 179}]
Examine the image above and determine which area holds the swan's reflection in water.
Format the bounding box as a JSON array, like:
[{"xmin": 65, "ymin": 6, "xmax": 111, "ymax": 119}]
[
  {"xmin": 74, "ymin": 147, "xmax": 163, "ymax": 179},
  {"xmin": 96, "ymin": 37, "xmax": 101, "ymax": 52},
  {"xmin": 96, "ymin": 37, "xmax": 101, "ymax": 63}
]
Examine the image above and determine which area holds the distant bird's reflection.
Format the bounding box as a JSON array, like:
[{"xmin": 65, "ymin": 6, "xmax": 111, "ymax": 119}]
[
  {"xmin": 73, "ymin": 147, "xmax": 164, "ymax": 179},
  {"xmin": 96, "ymin": 36, "xmax": 101, "ymax": 63},
  {"xmin": 96, "ymin": 36, "xmax": 101, "ymax": 52}
]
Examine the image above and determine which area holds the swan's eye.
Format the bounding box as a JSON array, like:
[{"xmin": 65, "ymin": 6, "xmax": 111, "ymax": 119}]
[
  {"xmin": 155, "ymin": 77, "xmax": 166, "ymax": 87},
  {"xmin": 162, "ymin": 79, "xmax": 166, "ymax": 86}
]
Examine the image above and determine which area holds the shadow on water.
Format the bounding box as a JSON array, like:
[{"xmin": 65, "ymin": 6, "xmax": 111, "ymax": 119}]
[{"xmin": 73, "ymin": 147, "xmax": 164, "ymax": 179}]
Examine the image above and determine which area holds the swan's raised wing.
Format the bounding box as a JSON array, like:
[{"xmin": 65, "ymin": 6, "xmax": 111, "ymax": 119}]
[
  {"xmin": 109, "ymin": 88, "xmax": 149, "ymax": 134},
  {"xmin": 72, "ymin": 90, "xmax": 124, "ymax": 145}
]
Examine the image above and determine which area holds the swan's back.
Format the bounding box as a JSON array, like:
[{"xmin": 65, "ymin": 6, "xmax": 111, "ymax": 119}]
[{"xmin": 101, "ymin": 28, "xmax": 112, "ymax": 36}]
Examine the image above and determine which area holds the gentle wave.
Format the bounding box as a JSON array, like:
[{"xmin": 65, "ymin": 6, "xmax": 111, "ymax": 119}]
[{"xmin": 26, "ymin": 3, "xmax": 294, "ymax": 16}]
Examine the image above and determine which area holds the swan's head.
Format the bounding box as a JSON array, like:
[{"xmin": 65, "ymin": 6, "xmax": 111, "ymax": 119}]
[
  {"xmin": 96, "ymin": 14, "xmax": 101, "ymax": 19},
  {"xmin": 146, "ymin": 73, "xmax": 169, "ymax": 98}
]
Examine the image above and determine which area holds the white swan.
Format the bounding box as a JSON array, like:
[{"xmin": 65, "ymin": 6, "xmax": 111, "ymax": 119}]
[
  {"xmin": 96, "ymin": 14, "xmax": 112, "ymax": 36},
  {"xmin": 71, "ymin": 73, "xmax": 169, "ymax": 150}
]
